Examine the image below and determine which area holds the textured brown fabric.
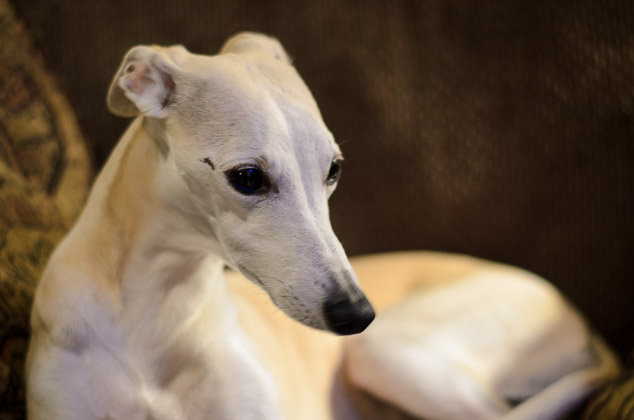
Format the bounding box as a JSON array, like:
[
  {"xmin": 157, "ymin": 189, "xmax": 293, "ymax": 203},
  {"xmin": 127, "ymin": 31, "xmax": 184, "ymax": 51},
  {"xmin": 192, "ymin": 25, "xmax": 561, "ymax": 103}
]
[
  {"xmin": 583, "ymin": 360, "xmax": 634, "ymax": 420},
  {"xmin": 0, "ymin": 1, "xmax": 91, "ymax": 417},
  {"xmin": 583, "ymin": 366, "xmax": 634, "ymax": 420}
]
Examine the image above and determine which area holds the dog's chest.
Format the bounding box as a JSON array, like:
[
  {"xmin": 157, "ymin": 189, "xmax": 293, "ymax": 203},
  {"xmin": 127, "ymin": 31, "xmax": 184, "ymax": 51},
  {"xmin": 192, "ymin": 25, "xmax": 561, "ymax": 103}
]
[
  {"xmin": 101, "ymin": 244, "xmax": 283, "ymax": 417},
  {"xmin": 115, "ymin": 309, "xmax": 282, "ymax": 419}
]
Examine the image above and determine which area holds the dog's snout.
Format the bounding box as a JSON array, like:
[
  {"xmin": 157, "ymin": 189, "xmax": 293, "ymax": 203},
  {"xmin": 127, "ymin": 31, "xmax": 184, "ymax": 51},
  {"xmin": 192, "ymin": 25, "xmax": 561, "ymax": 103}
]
[{"xmin": 323, "ymin": 292, "xmax": 375, "ymax": 335}]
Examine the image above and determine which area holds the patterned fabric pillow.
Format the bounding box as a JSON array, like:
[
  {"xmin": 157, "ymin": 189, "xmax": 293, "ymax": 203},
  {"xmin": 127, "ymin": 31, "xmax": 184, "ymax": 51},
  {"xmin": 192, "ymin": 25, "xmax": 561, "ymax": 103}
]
[
  {"xmin": 583, "ymin": 363, "xmax": 634, "ymax": 420},
  {"xmin": 0, "ymin": 1, "xmax": 91, "ymax": 418}
]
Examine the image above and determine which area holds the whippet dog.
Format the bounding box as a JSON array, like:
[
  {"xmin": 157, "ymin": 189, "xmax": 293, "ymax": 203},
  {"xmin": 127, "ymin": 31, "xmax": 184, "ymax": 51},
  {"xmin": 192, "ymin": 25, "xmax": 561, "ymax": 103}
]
[{"xmin": 26, "ymin": 32, "xmax": 620, "ymax": 420}]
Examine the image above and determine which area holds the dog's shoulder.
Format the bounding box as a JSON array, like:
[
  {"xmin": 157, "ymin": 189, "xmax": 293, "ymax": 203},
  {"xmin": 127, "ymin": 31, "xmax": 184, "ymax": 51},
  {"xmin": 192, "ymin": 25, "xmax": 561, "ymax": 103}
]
[{"xmin": 31, "ymin": 244, "xmax": 122, "ymax": 354}]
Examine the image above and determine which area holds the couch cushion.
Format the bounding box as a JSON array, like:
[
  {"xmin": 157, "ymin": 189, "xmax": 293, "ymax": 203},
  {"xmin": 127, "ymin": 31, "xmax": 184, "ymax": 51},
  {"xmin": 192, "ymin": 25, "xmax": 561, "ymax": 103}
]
[
  {"xmin": 583, "ymin": 362, "xmax": 634, "ymax": 420},
  {"xmin": 0, "ymin": 0, "xmax": 91, "ymax": 417}
]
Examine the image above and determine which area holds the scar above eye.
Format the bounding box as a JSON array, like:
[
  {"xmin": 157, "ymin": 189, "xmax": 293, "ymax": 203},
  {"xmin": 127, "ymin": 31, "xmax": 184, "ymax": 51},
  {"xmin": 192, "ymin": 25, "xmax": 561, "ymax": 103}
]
[{"xmin": 200, "ymin": 157, "xmax": 215, "ymax": 170}]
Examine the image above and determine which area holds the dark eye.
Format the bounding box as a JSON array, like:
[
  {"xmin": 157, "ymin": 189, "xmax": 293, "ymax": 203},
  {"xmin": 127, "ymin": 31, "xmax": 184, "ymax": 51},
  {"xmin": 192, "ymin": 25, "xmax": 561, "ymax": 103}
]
[
  {"xmin": 226, "ymin": 166, "xmax": 268, "ymax": 195},
  {"xmin": 326, "ymin": 159, "xmax": 342, "ymax": 185}
]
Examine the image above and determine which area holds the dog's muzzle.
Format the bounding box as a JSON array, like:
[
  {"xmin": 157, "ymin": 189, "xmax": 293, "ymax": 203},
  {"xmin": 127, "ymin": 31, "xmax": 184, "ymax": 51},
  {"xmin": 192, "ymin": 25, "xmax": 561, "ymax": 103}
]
[{"xmin": 323, "ymin": 292, "xmax": 375, "ymax": 335}]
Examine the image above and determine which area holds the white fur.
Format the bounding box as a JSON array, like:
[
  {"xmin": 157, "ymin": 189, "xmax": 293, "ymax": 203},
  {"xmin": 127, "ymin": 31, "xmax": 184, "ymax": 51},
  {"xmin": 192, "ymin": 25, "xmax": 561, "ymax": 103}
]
[{"xmin": 27, "ymin": 33, "xmax": 620, "ymax": 420}]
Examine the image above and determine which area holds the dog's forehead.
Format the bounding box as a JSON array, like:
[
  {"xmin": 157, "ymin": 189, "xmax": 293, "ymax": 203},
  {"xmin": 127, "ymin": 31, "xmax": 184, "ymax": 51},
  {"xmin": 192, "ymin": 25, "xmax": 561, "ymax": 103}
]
[
  {"xmin": 182, "ymin": 52, "xmax": 321, "ymax": 124},
  {"xmin": 174, "ymin": 52, "xmax": 339, "ymax": 162}
]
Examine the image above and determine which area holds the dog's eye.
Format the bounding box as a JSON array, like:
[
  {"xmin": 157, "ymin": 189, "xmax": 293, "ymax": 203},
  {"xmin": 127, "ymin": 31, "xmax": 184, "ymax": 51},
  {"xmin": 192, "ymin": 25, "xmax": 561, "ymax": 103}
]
[
  {"xmin": 227, "ymin": 166, "xmax": 268, "ymax": 195},
  {"xmin": 326, "ymin": 159, "xmax": 342, "ymax": 185}
]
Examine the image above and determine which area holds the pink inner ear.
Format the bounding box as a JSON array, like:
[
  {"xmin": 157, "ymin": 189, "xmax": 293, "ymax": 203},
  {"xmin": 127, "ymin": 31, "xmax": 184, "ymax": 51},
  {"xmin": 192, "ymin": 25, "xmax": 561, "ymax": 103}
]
[{"xmin": 123, "ymin": 62, "xmax": 151, "ymax": 95}]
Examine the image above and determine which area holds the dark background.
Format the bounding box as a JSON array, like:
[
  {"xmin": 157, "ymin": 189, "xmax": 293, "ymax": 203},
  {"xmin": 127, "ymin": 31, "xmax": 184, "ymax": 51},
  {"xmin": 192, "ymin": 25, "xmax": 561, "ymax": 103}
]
[{"xmin": 12, "ymin": 0, "xmax": 634, "ymax": 357}]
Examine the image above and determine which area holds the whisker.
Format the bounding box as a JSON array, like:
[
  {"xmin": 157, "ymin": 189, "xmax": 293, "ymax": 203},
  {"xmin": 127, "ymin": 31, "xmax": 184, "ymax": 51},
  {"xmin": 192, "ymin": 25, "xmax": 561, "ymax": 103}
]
[{"xmin": 337, "ymin": 138, "xmax": 357, "ymax": 147}]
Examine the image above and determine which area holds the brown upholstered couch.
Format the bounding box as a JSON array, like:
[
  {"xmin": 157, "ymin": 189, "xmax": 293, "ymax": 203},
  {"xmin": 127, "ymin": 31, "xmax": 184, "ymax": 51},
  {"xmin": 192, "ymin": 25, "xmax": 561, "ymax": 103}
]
[{"xmin": 1, "ymin": 0, "xmax": 633, "ymax": 418}]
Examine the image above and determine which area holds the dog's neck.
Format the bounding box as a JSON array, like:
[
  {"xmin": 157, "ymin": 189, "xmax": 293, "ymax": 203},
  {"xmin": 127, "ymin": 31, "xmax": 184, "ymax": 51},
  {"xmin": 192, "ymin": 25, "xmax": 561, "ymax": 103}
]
[{"xmin": 78, "ymin": 117, "xmax": 234, "ymax": 343}]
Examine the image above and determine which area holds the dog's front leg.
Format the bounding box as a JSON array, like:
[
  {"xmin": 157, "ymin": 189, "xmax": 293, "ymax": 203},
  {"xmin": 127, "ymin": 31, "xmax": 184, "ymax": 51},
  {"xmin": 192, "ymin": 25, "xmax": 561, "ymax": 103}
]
[{"xmin": 26, "ymin": 262, "xmax": 187, "ymax": 420}]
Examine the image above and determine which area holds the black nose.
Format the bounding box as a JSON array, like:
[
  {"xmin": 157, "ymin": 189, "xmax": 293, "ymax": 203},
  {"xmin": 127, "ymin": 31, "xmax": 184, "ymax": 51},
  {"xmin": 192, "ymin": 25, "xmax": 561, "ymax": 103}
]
[{"xmin": 323, "ymin": 293, "xmax": 375, "ymax": 335}]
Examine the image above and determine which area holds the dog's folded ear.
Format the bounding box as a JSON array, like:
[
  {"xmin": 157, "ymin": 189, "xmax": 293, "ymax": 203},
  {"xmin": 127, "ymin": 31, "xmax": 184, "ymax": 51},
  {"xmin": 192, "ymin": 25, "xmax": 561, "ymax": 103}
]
[
  {"xmin": 107, "ymin": 45, "xmax": 188, "ymax": 118},
  {"xmin": 220, "ymin": 32, "xmax": 292, "ymax": 64}
]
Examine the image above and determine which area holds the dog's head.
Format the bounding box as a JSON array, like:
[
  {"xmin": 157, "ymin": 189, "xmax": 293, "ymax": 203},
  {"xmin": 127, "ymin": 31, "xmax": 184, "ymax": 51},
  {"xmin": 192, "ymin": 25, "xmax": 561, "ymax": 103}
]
[{"xmin": 106, "ymin": 32, "xmax": 374, "ymax": 335}]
